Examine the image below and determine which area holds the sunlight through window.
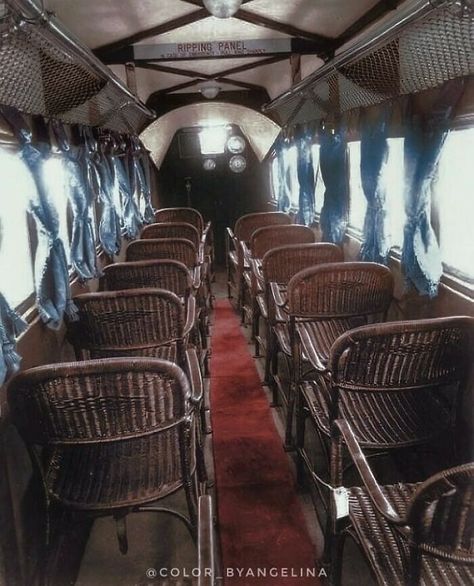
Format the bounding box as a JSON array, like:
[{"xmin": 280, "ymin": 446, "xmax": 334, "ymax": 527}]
[
  {"xmin": 42, "ymin": 157, "xmax": 71, "ymax": 264},
  {"xmin": 199, "ymin": 126, "xmax": 228, "ymax": 155}
]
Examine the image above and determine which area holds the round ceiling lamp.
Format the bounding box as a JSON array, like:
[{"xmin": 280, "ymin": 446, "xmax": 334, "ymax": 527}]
[
  {"xmin": 199, "ymin": 81, "xmax": 221, "ymax": 99},
  {"xmin": 203, "ymin": 0, "xmax": 243, "ymax": 19}
]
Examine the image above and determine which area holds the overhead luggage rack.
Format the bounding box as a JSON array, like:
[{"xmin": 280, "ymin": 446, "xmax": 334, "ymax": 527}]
[
  {"xmin": 263, "ymin": 0, "xmax": 474, "ymax": 127},
  {"xmin": 0, "ymin": 0, "xmax": 155, "ymax": 133}
]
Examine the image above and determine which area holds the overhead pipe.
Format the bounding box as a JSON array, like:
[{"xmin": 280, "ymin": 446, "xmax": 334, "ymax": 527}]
[
  {"xmin": 262, "ymin": 0, "xmax": 443, "ymax": 113},
  {"xmin": 5, "ymin": 0, "xmax": 155, "ymax": 121}
]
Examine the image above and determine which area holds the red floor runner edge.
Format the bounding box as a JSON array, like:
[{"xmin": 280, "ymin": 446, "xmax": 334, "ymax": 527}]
[{"xmin": 210, "ymin": 299, "xmax": 319, "ymax": 585}]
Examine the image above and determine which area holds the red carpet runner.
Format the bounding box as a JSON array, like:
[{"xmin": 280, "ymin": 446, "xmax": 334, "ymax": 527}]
[{"xmin": 210, "ymin": 299, "xmax": 319, "ymax": 585}]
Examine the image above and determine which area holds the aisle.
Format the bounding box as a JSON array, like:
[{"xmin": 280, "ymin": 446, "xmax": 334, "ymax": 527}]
[{"xmin": 210, "ymin": 299, "xmax": 319, "ymax": 585}]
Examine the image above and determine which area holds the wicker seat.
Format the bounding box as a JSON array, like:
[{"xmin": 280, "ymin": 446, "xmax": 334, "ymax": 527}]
[
  {"xmin": 103, "ymin": 259, "xmax": 193, "ymax": 299},
  {"xmin": 297, "ymin": 317, "xmax": 474, "ymax": 510},
  {"xmin": 154, "ymin": 207, "xmax": 214, "ymax": 271},
  {"xmin": 275, "ymin": 262, "xmax": 393, "ymax": 448},
  {"xmin": 7, "ymin": 358, "xmax": 203, "ymax": 580},
  {"xmin": 257, "ymin": 243, "xmax": 344, "ymax": 387},
  {"xmin": 125, "ymin": 238, "xmax": 212, "ymax": 326},
  {"xmin": 142, "ymin": 221, "xmax": 201, "ymax": 251},
  {"xmin": 242, "ymin": 224, "xmax": 316, "ymax": 331},
  {"xmin": 329, "ymin": 419, "xmax": 474, "ymax": 586},
  {"xmin": 225, "ymin": 211, "xmax": 291, "ymax": 313}
]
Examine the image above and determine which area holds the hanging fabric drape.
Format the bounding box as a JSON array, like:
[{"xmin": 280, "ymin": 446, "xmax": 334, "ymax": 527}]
[
  {"xmin": 0, "ymin": 106, "xmax": 77, "ymax": 329},
  {"xmin": 295, "ymin": 125, "xmax": 315, "ymax": 225},
  {"xmin": 359, "ymin": 108, "xmax": 390, "ymax": 263},
  {"xmin": 51, "ymin": 121, "xmax": 99, "ymax": 281},
  {"xmin": 272, "ymin": 133, "xmax": 291, "ymax": 212},
  {"xmin": 402, "ymin": 79, "xmax": 465, "ymax": 297},
  {"xmin": 91, "ymin": 134, "xmax": 122, "ymax": 257},
  {"xmin": 133, "ymin": 138, "xmax": 155, "ymax": 223},
  {"xmin": 112, "ymin": 136, "xmax": 142, "ymax": 240},
  {"xmin": 319, "ymin": 126, "xmax": 349, "ymax": 243},
  {"xmin": 0, "ymin": 293, "xmax": 27, "ymax": 386}
]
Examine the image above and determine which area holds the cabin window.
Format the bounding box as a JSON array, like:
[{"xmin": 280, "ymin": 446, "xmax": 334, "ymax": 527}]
[
  {"xmin": 269, "ymin": 146, "xmax": 299, "ymax": 208},
  {"xmin": 270, "ymin": 156, "xmax": 279, "ymax": 202},
  {"xmin": 312, "ymin": 144, "xmax": 325, "ymax": 215},
  {"xmin": 0, "ymin": 150, "xmax": 35, "ymax": 308},
  {"xmin": 199, "ymin": 126, "xmax": 227, "ymax": 155},
  {"xmin": 42, "ymin": 157, "xmax": 71, "ymax": 264},
  {"xmin": 347, "ymin": 138, "xmax": 405, "ymax": 246},
  {"xmin": 348, "ymin": 141, "xmax": 367, "ymax": 231},
  {"xmin": 435, "ymin": 127, "xmax": 474, "ymax": 280}
]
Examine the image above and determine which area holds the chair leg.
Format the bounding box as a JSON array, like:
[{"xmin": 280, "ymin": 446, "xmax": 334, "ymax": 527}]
[
  {"xmin": 114, "ymin": 512, "xmax": 129, "ymax": 555},
  {"xmin": 327, "ymin": 527, "xmax": 347, "ymax": 586},
  {"xmin": 270, "ymin": 344, "xmax": 280, "ymax": 407},
  {"xmin": 296, "ymin": 392, "xmax": 307, "ymax": 487},
  {"xmin": 253, "ymin": 307, "xmax": 260, "ymax": 355},
  {"xmin": 264, "ymin": 322, "xmax": 272, "ymax": 384},
  {"xmin": 284, "ymin": 382, "xmax": 296, "ymax": 451}
]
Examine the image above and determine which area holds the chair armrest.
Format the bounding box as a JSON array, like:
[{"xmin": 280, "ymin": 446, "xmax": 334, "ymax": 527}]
[
  {"xmin": 332, "ymin": 420, "xmax": 404, "ymax": 525},
  {"xmin": 198, "ymin": 495, "xmax": 215, "ymax": 586},
  {"xmin": 270, "ymin": 281, "xmax": 287, "ymax": 309},
  {"xmin": 184, "ymin": 295, "xmax": 197, "ymax": 338},
  {"xmin": 250, "ymin": 259, "xmax": 264, "ymax": 296},
  {"xmin": 186, "ymin": 347, "xmax": 203, "ymax": 405},
  {"xmin": 203, "ymin": 221, "xmax": 211, "ymax": 238},
  {"xmin": 193, "ymin": 266, "xmax": 202, "ymax": 290}
]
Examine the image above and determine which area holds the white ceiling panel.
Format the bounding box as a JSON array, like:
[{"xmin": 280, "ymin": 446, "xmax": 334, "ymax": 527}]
[
  {"xmin": 244, "ymin": 0, "xmax": 381, "ymax": 38},
  {"xmin": 45, "ymin": 0, "xmax": 196, "ymax": 49},
  {"xmin": 229, "ymin": 58, "xmax": 292, "ymax": 99}
]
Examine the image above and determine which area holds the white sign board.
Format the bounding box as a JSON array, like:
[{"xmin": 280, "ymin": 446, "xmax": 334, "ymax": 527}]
[{"xmin": 134, "ymin": 39, "xmax": 293, "ymax": 61}]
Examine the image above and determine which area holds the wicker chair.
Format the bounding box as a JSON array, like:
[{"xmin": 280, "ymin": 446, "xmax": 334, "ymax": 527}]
[
  {"xmin": 254, "ymin": 243, "xmax": 343, "ymax": 385},
  {"xmin": 242, "ymin": 224, "xmax": 316, "ymax": 341},
  {"xmin": 225, "ymin": 211, "xmax": 291, "ymax": 312},
  {"xmin": 154, "ymin": 207, "xmax": 213, "ymax": 270},
  {"xmin": 142, "ymin": 221, "xmax": 201, "ymax": 251},
  {"xmin": 8, "ymin": 358, "xmax": 203, "ymax": 582},
  {"xmin": 275, "ymin": 262, "xmax": 394, "ymax": 449},
  {"xmin": 126, "ymin": 238, "xmax": 212, "ymax": 321},
  {"xmin": 101, "ymin": 261, "xmax": 209, "ymax": 373},
  {"xmin": 68, "ymin": 288, "xmax": 209, "ymax": 438},
  {"xmin": 297, "ymin": 316, "xmax": 474, "ymax": 514},
  {"xmin": 102, "ymin": 259, "xmax": 194, "ymax": 299},
  {"xmin": 329, "ymin": 419, "xmax": 474, "ymax": 586}
]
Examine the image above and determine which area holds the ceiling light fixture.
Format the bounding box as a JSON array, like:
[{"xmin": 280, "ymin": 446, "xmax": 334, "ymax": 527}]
[
  {"xmin": 203, "ymin": 0, "xmax": 243, "ymax": 19},
  {"xmin": 199, "ymin": 81, "xmax": 221, "ymax": 99}
]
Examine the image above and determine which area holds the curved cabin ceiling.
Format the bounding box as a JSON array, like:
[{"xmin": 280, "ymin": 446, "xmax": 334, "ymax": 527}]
[
  {"xmin": 140, "ymin": 102, "xmax": 281, "ymax": 166},
  {"xmin": 44, "ymin": 0, "xmax": 403, "ymax": 111}
]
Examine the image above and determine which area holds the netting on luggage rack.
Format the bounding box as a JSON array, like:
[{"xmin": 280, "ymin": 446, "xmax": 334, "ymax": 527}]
[
  {"xmin": 269, "ymin": 3, "xmax": 473, "ymax": 127},
  {"xmin": 0, "ymin": 11, "xmax": 152, "ymax": 132}
]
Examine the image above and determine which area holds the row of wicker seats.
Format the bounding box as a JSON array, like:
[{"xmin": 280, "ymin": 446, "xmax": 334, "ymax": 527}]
[
  {"xmin": 7, "ymin": 207, "xmax": 215, "ymax": 584},
  {"xmin": 226, "ymin": 211, "xmax": 474, "ymax": 585}
]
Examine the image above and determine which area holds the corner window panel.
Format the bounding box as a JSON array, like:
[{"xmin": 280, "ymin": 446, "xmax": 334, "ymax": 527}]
[
  {"xmin": 0, "ymin": 150, "xmax": 35, "ymax": 308},
  {"xmin": 385, "ymin": 138, "xmax": 405, "ymax": 248},
  {"xmin": 435, "ymin": 127, "xmax": 474, "ymax": 280},
  {"xmin": 312, "ymin": 144, "xmax": 325, "ymax": 214},
  {"xmin": 42, "ymin": 156, "xmax": 71, "ymax": 265}
]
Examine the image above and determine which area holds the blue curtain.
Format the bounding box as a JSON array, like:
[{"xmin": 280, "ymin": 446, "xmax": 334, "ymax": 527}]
[
  {"xmin": 51, "ymin": 121, "xmax": 99, "ymax": 281},
  {"xmin": 0, "ymin": 294, "xmax": 27, "ymax": 385},
  {"xmin": 112, "ymin": 137, "xmax": 142, "ymax": 240},
  {"xmin": 1, "ymin": 106, "xmax": 77, "ymax": 329},
  {"xmin": 133, "ymin": 138, "xmax": 155, "ymax": 224},
  {"xmin": 90, "ymin": 135, "xmax": 122, "ymax": 257},
  {"xmin": 295, "ymin": 126, "xmax": 315, "ymax": 225},
  {"xmin": 359, "ymin": 109, "xmax": 390, "ymax": 263},
  {"xmin": 319, "ymin": 126, "xmax": 349, "ymax": 243},
  {"xmin": 273, "ymin": 134, "xmax": 291, "ymax": 212},
  {"xmin": 402, "ymin": 79, "xmax": 465, "ymax": 297}
]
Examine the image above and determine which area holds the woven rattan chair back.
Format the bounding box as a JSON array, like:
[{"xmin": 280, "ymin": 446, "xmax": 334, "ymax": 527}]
[
  {"xmin": 126, "ymin": 238, "xmax": 197, "ymax": 268},
  {"xmin": 234, "ymin": 212, "xmax": 292, "ymax": 244},
  {"xmin": 262, "ymin": 243, "xmax": 343, "ymax": 285},
  {"xmin": 329, "ymin": 316, "xmax": 473, "ymax": 393},
  {"xmin": 103, "ymin": 260, "xmax": 192, "ymax": 298},
  {"xmin": 250, "ymin": 225, "xmax": 315, "ymax": 259},
  {"xmin": 406, "ymin": 462, "xmax": 474, "ymax": 572},
  {"xmin": 70, "ymin": 289, "xmax": 186, "ymax": 361},
  {"xmin": 288, "ymin": 262, "xmax": 393, "ymax": 320},
  {"xmin": 8, "ymin": 358, "xmax": 200, "ymax": 562},
  {"xmin": 142, "ymin": 222, "xmax": 201, "ymax": 249},
  {"xmin": 155, "ymin": 208, "xmax": 204, "ymax": 234}
]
